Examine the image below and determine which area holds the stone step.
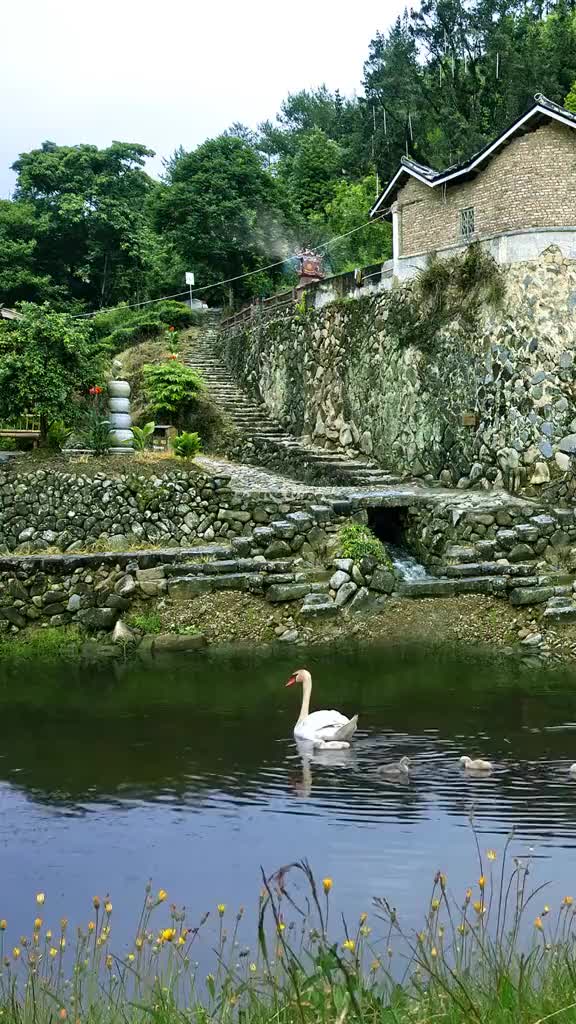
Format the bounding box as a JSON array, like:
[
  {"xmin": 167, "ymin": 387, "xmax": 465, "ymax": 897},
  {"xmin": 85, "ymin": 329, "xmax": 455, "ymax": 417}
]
[
  {"xmin": 168, "ymin": 572, "xmax": 266, "ymax": 597},
  {"xmin": 165, "ymin": 558, "xmax": 295, "ymax": 578},
  {"xmin": 443, "ymin": 562, "xmax": 539, "ymax": 579},
  {"xmin": 398, "ymin": 576, "xmax": 508, "ymax": 598}
]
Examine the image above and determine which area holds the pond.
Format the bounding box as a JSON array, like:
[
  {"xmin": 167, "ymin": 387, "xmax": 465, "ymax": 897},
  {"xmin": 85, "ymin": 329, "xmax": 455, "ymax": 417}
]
[{"xmin": 1, "ymin": 643, "xmax": 576, "ymax": 957}]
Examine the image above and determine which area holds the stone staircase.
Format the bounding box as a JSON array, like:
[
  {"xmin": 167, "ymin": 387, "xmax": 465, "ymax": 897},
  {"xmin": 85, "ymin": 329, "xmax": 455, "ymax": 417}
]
[{"xmin": 185, "ymin": 318, "xmax": 400, "ymax": 488}]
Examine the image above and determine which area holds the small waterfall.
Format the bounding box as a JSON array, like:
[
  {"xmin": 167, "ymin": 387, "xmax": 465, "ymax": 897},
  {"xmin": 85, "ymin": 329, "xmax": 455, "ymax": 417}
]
[{"xmin": 388, "ymin": 544, "xmax": 431, "ymax": 581}]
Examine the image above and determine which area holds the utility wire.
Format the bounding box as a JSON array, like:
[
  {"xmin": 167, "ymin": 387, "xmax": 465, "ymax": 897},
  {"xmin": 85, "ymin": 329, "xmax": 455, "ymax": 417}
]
[{"xmin": 74, "ymin": 211, "xmax": 390, "ymax": 320}]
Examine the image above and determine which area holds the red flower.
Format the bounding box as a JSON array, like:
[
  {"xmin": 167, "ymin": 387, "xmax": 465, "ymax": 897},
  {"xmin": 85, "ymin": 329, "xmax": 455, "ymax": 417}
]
[
  {"xmin": 88, "ymin": 385, "xmax": 103, "ymax": 396},
  {"xmin": 168, "ymin": 326, "xmax": 175, "ymax": 332}
]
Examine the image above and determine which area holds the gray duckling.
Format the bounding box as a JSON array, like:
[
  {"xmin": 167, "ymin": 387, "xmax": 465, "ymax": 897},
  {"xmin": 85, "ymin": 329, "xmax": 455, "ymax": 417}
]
[{"xmin": 377, "ymin": 756, "xmax": 411, "ymax": 779}]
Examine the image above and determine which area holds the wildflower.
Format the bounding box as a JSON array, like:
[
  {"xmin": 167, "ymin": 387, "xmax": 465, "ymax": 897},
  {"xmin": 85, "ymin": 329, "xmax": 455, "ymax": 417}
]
[
  {"xmin": 157, "ymin": 889, "xmax": 167, "ymax": 903},
  {"xmin": 277, "ymin": 922, "xmax": 285, "ymax": 934},
  {"xmin": 92, "ymin": 897, "xmax": 100, "ymax": 910},
  {"xmin": 465, "ymin": 888, "xmax": 472, "ymax": 903},
  {"xmin": 359, "ymin": 912, "xmax": 368, "ymax": 924},
  {"xmin": 161, "ymin": 929, "xmax": 176, "ymax": 943},
  {"xmin": 178, "ymin": 935, "xmax": 186, "ymax": 946},
  {"xmin": 417, "ymin": 932, "xmax": 426, "ymax": 944},
  {"xmin": 431, "ymin": 898, "xmax": 440, "ymax": 911},
  {"xmin": 168, "ymin": 326, "xmax": 175, "ymax": 332},
  {"xmin": 104, "ymin": 901, "xmax": 112, "ymax": 915},
  {"xmin": 438, "ymin": 926, "xmax": 445, "ymax": 939},
  {"xmin": 360, "ymin": 925, "xmax": 371, "ymax": 937},
  {"xmin": 543, "ymin": 905, "xmax": 550, "ymax": 916},
  {"xmin": 564, "ymin": 896, "xmax": 574, "ymax": 907},
  {"xmin": 49, "ymin": 948, "xmax": 58, "ymax": 958},
  {"xmin": 34, "ymin": 918, "xmax": 42, "ymax": 931},
  {"xmin": 342, "ymin": 939, "xmax": 355, "ymax": 953},
  {"xmin": 370, "ymin": 959, "xmax": 380, "ymax": 972},
  {"xmin": 12, "ymin": 948, "xmax": 20, "ymax": 960},
  {"xmin": 46, "ymin": 930, "xmax": 52, "ymax": 941},
  {"xmin": 534, "ymin": 917, "xmax": 544, "ymax": 931},
  {"xmin": 322, "ymin": 878, "xmax": 333, "ymax": 894},
  {"xmin": 58, "ymin": 1010, "xmax": 67, "ymax": 1021},
  {"xmin": 439, "ymin": 873, "xmax": 447, "ymax": 889},
  {"xmin": 135, "ymin": 937, "xmax": 143, "ymax": 950},
  {"xmin": 127, "ymin": 953, "xmax": 135, "ymax": 962},
  {"xmin": 0, "ymin": 921, "xmax": 6, "ymax": 931},
  {"xmin": 458, "ymin": 924, "xmax": 467, "ymax": 935},
  {"xmin": 431, "ymin": 946, "xmax": 438, "ymax": 958},
  {"xmin": 217, "ymin": 904, "xmax": 226, "ymax": 916},
  {"xmin": 487, "ymin": 850, "xmax": 497, "ymax": 861},
  {"xmin": 36, "ymin": 893, "xmax": 45, "ymax": 906},
  {"xmin": 478, "ymin": 876, "xmax": 486, "ymax": 890},
  {"xmin": 249, "ymin": 962, "xmax": 257, "ymax": 973},
  {"xmin": 88, "ymin": 922, "xmax": 95, "ymax": 933},
  {"xmin": 60, "ymin": 938, "xmax": 66, "ymax": 950},
  {"xmin": 473, "ymin": 900, "xmax": 484, "ymax": 915},
  {"xmin": 105, "ymin": 955, "xmax": 113, "ymax": 969}
]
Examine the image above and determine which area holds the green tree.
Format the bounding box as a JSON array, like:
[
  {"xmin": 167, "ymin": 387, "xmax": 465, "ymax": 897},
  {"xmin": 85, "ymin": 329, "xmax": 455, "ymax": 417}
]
[
  {"xmin": 0, "ymin": 304, "xmax": 98, "ymax": 439},
  {"xmin": 0, "ymin": 201, "xmax": 57, "ymax": 308},
  {"xmin": 12, "ymin": 141, "xmax": 155, "ymax": 310},
  {"xmin": 279, "ymin": 127, "xmax": 343, "ymax": 218},
  {"xmin": 319, "ymin": 176, "xmax": 392, "ymax": 273},
  {"xmin": 150, "ymin": 135, "xmax": 295, "ymax": 305}
]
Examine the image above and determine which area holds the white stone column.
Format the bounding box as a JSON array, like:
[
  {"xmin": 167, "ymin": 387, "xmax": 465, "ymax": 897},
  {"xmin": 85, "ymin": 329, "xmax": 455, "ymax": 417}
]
[
  {"xmin": 391, "ymin": 202, "xmax": 401, "ymax": 279},
  {"xmin": 108, "ymin": 379, "xmax": 134, "ymax": 453}
]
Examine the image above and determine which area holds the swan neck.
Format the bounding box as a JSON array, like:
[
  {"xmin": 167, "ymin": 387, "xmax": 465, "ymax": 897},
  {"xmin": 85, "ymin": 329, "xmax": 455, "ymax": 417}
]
[{"xmin": 297, "ymin": 673, "xmax": 312, "ymax": 724}]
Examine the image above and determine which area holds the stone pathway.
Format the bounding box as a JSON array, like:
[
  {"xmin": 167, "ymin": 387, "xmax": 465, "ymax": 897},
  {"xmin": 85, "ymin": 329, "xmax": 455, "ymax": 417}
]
[{"xmin": 197, "ymin": 454, "xmax": 536, "ymax": 511}]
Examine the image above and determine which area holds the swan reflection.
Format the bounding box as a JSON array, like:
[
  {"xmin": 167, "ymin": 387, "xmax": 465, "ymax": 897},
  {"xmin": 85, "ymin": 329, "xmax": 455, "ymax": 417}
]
[{"xmin": 292, "ymin": 740, "xmax": 355, "ymax": 798}]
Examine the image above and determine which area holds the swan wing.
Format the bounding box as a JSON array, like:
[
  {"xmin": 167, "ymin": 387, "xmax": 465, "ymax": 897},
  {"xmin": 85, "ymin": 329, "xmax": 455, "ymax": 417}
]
[{"xmin": 295, "ymin": 710, "xmax": 351, "ymax": 742}]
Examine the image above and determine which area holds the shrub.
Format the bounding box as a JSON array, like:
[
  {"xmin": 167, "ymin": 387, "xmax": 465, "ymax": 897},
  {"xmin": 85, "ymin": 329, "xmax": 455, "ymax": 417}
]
[
  {"xmin": 172, "ymin": 431, "xmax": 202, "ymax": 459},
  {"xmin": 127, "ymin": 612, "xmax": 162, "ymax": 634},
  {"xmin": 46, "ymin": 419, "xmax": 72, "ymax": 451},
  {"xmin": 338, "ymin": 522, "xmax": 393, "ymax": 567},
  {"xmin": 76, "ymin": 390, "xmax": 110, "ymax": 454},
  {"xmin": 92, "ymin": 301, "xmax": 200, "ymax": 354},
  {"xmin": 0, "ymin": 437, "xmax": 17, "ymax": 451},
  {"xmin": 131, "ymin": 421, "xmax": 155, "ymax": 452},
  {"xmin": 142, "ymin": 362, "xmax": 205, "ymax": 430}
]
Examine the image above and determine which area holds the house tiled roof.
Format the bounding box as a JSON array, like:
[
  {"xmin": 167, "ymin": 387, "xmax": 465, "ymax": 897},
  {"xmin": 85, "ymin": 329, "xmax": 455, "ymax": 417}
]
[{"xmin": 371, "ymin": 94, "xmax": 576, "ymax": 218}]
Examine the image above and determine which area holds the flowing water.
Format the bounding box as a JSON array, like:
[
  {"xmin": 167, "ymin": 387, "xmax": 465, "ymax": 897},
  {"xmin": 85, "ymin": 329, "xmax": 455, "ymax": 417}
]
[{"xmin": 2, "ymin": 643, "xmax": 576, "ymax": 953}]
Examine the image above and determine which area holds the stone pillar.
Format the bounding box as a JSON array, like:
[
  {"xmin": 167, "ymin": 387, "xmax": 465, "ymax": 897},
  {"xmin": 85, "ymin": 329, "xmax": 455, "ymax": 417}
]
[{"xmin": 108, "ymin": 379, "xmax": 134, "ymax": 453}]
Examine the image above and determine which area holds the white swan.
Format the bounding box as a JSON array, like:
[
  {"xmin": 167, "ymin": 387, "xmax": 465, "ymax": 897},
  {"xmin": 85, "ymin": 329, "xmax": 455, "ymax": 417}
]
[
  {"xmin": 377, "ymin": 756, "xmax": 411, "ymax": 779},
  {"xmin": 460, "ymin": 755, "xmax": 493, "ymax": 772},
  {"xmin": 569, "ymin": 764, "xmax": 576, "ymax": 775},
  {"xmin": 286, "ymin": 669, "xmax": 358, "ymax": 749}
]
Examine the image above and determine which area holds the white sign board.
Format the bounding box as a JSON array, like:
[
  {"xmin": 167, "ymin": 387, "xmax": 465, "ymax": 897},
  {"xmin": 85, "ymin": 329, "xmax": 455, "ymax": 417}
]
[{"xmin": 185, "ymin": 272, "xmax": 195, "ymax": 286}]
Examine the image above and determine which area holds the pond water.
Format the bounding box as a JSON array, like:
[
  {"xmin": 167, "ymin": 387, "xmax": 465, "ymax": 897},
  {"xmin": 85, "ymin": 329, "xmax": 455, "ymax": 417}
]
[{"xmin": 2, "ymin": 643, "xmax": 576, "ymax": 956}]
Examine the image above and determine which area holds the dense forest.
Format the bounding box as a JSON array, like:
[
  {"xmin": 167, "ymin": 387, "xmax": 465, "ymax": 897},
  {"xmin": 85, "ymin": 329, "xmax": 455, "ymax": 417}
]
[{"xmin": 3, "ymin": 0, "xmax": 576, "ymax": 312}]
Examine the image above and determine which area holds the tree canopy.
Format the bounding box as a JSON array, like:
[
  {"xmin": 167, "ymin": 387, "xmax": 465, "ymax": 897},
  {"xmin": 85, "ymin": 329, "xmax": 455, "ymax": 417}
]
[{"xmin": 2, "ymin": 0, "xmax": 576, "ymax": 311}]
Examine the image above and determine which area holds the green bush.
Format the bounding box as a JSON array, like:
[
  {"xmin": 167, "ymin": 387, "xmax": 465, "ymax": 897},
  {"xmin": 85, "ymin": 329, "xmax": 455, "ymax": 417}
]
[
  {"xmin": 131, "ymin": 421, "xmax": 155, "ymax": 452},
  {"xmin": 338, "ymin": 522, "xmax": 393, "ymax": 568},
  {"xmin": 142, "ymin": 361, "xmax": 204, "ymax": 429},
  {"xmin": 172, "ymin": 431, "xmax": 202, "ymax": 459},
  {"xmin": 0, "ymin": 437, "xmax": 17, "ymax": 451},
  {"xmin": 127, "ymin": 612, "xmax": 162, "ymax": 634},
  {"xmin": 92, "ymin": 301, "xmax": 200, "ymax": 354},
  {"xmin": 47, "ymin": 419, "xmax": 72, "ymax": 451}
]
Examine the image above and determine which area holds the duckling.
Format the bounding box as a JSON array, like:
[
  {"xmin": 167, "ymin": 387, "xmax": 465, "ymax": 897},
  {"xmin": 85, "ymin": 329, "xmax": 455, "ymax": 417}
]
[
  {"xmin": 377, "ymin": 756, "xmax": 411, "ymax": 779},
  {"xmin": 460, "ymin": 755, "xmax": 493, "ymax": 772}
]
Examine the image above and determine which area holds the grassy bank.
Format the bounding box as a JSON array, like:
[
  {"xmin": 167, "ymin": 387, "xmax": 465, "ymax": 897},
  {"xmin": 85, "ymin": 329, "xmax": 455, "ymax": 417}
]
[{"xmin": 0, "ymin": 836, "xmax": 575, "ymax": 1023}]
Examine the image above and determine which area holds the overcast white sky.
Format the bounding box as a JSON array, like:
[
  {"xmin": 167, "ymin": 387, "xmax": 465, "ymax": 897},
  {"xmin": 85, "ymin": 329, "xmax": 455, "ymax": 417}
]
[{"xmin": 1, "ymin": 0, "xmax": 408, "ymax": 197}]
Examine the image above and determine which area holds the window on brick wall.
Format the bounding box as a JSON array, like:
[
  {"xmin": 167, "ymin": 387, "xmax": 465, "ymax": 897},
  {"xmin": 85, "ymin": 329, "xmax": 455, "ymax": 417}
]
[{"xmin": 460, "ymin": 206, "xmax": 475, "ymax": 240}]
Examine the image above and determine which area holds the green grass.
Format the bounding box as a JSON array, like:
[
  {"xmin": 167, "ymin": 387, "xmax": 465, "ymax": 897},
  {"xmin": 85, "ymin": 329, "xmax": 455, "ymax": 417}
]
[
  {"xmin": 0, "ymin": 626, "xmax": 82, "ymax": 666},
  {"xmin": 126, "ymin": 611, "xmax": 163, "ymax": 634},
  {"xmin": 338, "ymin": 522, "xmax": 393, "ymax": 569},
  {"xmin": 0, "ymin": 831, "xmax": 575, "ymax": 1022}
]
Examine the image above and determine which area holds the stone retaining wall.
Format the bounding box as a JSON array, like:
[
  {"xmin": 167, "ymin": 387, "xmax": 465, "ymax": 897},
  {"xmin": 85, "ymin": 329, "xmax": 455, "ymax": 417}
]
[{"xmin": 217, "ymin": 247, "xmax": 576, "ymax": 491}]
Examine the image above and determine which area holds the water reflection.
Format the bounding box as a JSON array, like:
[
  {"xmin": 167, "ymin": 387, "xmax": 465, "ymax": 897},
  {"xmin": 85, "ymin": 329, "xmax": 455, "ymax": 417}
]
[{"xmin": 0, "ymin": 644, "xmax": 576, "ymax": 946}]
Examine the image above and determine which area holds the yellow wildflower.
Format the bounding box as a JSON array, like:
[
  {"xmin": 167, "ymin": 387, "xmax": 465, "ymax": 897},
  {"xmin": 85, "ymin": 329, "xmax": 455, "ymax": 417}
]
[
  {"xmin": 360, "ymin": 926, "xmax": 371, "ymax": 937},
  {"xmin": 431, "ymin": 946, "xmax": 438, "ymax": 958},
  {"xmin": 60, "ymin": 938, "xmax": 66, "ymax": 950},
  {"xmin": 473, "ymin": 900, "xmax": 484, "ymax": 915},
  {"xmin": 543, "ymin": 905, "xmax": 550, "ymax": 916},
  {"xmin": 370, "ymin": 959, "xmax": 381, "ymax": 972},
  {"xmin": 178, "ymin": 935, "xmax": 186, "ymax": 946},
  {"xmin": 217, "ymin": 904, "xmax": 226, "ymax": 916},
  {"xmin": 92, "ymin": 897, "xmax": 100, "ymax": 910},
  {"xmin": 36, "ymin": 894, "xmax": 45, "ymax": 906},
  {"xmin": 534, "ymin": 917, "xmax": 544, "ymax": 931},
  {"xmin": 157, "ymin": 889, "xmax": 167, "ymax": 903},
  {"xmin": 458, "ymin": 924, "xmax": 467, "ymax": 935},
  {"xmin": 439, "ymin": 873, "xmax": 447, "ymax": 889},
  {"xmin": 88, "ymin": 922, "xmax": 95, "ymax": 933},
  {"xmin": 161, "ymin": 929, "xmax": 175, "ymax": 943},
  {"xmin": 12, "ymin": 948, "xmax": 20, "ymax": 960},
  {"xmin": 322, "ymin": 878, "xmax": 333, "ymax": 894},
  {"xmin": 564, "ymin": 896, "xmax": 574, "ymax": 907},
  {"xmin": 104, "ymin": 902, "xmax": 112, "ymax": 915},
  {"xmin": 49, "ymin": 948, "xmax": 58, "ymax": 958},
  {"xmin": 60, "ymin": 918, "xmax": 68, "ymax": 931},
  {"xmin": 487, "ymin": 850, "xmax": 497, "ymax": 861},
  {"xmin": 277, "ymin": 922, "xmax": 285, "ymax": 933},
  {"xmin": 105, "ymin": 955, "xmax": 113, "ymax": 969},
  {"xmin": 465, "ymin": 888, "xmax": 472, "ymax": 903},
  {"xmin": 249, "ymin": 963, "xmax": 257, "ymax": 973},
  {"xmin": 135, "ymin": 937, "xmax": 143, "ymax": 950},
  {"xmin": 0, "ymin": 921, "xmax": 6, "ymax": 931},
  {"xmin": 417, "ymin": 931, "xmax": 426, "ymax": 944},
  {"xmin": 359, "ymin": 912, "xmax": 368, "ymax": 924},
  {"xmin": 478, "ymin": 876, "xmax": 486, "ymax": 890},
  {"xmin": 342, "ymin": 939, "xmax": 355, "ymax": 952},
  {"xmin": 431, "ymin": 898, "xmax": 440, "ymax": 911},
  {"xmin": 46, "ymin": 930, "xmax": 52, "ymax": 941},
  {"xmin": 127, "ymin": 953, "xmax": 135, "ymax": 962},
  {"xmin": 34, "ymin": 918, "xmax": 42, "ymax": 931}
]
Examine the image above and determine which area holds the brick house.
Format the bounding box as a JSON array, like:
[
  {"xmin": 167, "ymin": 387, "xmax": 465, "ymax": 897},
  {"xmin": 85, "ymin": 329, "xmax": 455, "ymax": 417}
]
[{"xmin": 371, "ymin": 94, "xmax": 576, "ymax": 278}]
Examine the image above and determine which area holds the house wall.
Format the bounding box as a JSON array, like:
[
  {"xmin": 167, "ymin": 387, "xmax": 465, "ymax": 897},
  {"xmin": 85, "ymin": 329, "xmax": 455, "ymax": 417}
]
[{"xmin": 398, "ymin": 121, "xmax": 576, "ymax": 257}]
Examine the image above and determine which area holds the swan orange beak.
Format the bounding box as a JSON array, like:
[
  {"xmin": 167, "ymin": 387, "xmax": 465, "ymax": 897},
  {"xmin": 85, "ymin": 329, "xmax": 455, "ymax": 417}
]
[{"xmin": 286, "ymin": 674, "xmax": 297, "ymax": 687}]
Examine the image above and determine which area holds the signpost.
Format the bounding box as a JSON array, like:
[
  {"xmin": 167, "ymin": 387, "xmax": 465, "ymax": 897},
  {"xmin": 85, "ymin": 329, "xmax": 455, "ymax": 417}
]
[{"xmin": 185, "ymin": 271, "xmax": 195, "ymax": 309}]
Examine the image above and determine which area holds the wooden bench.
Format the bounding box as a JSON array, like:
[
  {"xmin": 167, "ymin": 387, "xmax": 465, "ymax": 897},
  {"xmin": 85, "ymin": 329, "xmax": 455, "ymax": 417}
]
[{"xmin": 0, "ymin": 416, "xmax": 41, "ymax": 447}]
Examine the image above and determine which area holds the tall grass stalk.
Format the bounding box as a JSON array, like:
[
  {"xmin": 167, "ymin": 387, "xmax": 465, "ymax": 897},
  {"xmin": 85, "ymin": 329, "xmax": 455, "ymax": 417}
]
[{"xmin": 2, "ymin": 829, "xmax": 576, "ymax": 1022}]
